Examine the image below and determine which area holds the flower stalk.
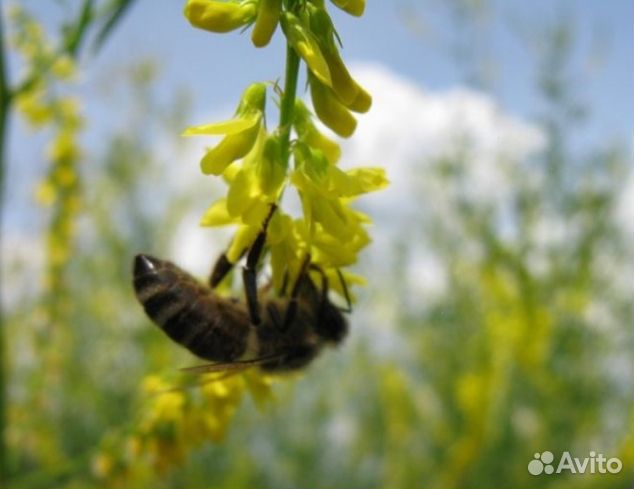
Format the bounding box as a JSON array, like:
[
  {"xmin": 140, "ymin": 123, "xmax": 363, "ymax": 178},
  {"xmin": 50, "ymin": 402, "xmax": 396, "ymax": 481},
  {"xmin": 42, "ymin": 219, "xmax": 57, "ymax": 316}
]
[{"xmin": 279, "ymin": 43, "xmax": 301, "ymax": 166}]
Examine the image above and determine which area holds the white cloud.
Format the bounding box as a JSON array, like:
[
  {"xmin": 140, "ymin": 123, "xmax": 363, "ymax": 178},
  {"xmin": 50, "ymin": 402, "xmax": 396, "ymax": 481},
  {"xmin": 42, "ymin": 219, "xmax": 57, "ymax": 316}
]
[
  {"xmin": 341, "ymin": 63, "xmax": 545, "ymax": 227},
  {"xmin": 335, "ymin": 63, "xmax": 545, "ymax": 298}
]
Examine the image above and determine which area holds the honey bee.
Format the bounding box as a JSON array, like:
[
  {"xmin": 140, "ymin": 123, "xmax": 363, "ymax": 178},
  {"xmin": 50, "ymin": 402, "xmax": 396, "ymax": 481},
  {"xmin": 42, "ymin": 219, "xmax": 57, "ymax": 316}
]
[{"xmin": 132, "ymin": 253, "xmax": 348, "ymax": 373}]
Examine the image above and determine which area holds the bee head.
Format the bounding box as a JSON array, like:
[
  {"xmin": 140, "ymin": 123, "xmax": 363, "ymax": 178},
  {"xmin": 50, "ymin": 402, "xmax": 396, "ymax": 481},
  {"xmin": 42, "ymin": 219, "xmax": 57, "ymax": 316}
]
[{"xmin": 315, "ymin": 300, "xmax": 348, "ymax": 344}]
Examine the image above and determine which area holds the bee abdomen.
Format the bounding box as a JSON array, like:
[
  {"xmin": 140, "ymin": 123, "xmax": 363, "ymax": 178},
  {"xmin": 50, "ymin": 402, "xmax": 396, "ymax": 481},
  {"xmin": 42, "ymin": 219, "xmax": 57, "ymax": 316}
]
[
  {"xmin": 177, "ymin": 298, "xmax": 253, "ymax": 362},
  {"xmin": 141, "ymin": 287, "xmax": 193, "ymax": 342},
  {"xmin": 133, "ymin": 254, "xmax": 251, "ymax": 363}
]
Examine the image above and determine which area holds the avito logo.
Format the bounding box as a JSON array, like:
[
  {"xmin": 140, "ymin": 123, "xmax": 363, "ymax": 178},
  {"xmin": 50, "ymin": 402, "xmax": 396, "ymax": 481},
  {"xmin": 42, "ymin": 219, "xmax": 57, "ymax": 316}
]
[{"xmin": 528, "ymin": 451, "xmax": 622, "ymax": 476}]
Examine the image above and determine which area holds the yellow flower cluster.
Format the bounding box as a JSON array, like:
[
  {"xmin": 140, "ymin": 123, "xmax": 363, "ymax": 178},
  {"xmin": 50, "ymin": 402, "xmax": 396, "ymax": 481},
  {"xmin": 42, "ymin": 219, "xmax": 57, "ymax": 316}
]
[
  {"xmin": 184, "ymin": 0, "xmax": 386, "ymax": 298},
  {"xmin": 10, "ymin": 6, "xmax": 83, "ymax": 308},
  {"xmin": 92, "ymin": 371, "xmax": 273, "ymax": 480}
]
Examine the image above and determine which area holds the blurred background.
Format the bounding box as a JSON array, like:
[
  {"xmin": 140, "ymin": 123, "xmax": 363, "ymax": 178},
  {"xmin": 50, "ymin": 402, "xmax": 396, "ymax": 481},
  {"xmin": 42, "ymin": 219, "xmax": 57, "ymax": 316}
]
[{"xmin": 1, "ymin": 0, "xmax": 632, "ymax": 488}]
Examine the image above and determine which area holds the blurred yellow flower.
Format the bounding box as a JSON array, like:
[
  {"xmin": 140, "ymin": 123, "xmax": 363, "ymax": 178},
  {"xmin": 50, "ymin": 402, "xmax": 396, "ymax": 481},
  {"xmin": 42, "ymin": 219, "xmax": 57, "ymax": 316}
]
[{"xmin": 51, "ymin": 55, "xmax": 76, "ymax": 80}]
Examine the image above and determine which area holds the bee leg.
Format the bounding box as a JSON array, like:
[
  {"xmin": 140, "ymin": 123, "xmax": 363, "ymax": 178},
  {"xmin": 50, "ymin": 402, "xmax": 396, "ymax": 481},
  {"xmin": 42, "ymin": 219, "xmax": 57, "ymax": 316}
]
[
  {"xmin": 336, "ymin": 268, "xmax": 353, "ymax": 313},
  {"xmin": 280, "ymin": 270, "xmax": 290, "ymax": 296},
  {"xmin": 209, "ymin": 252, "xmax": 241, "ymax": 288},
  {"xmin": 309, "ymin": 264, "xmax": 352, "ymax": 314},
  {"xmin": 243, "ymin": 232, "xmax": 265, "ymax": 325},
  {"xmin": 242, "ymin": 204, "xmax": 278, "ymax": 325},
  {"xmin": 308, "ymin": 264, "xmax": 331, "ymax": 323},
  {"xmin": 266, "ymin": 302, "xmax": 284, "ymax": 330},
  {"xmin": 282, "ymin": 255, "xmax": 311, "ymax": 330}
]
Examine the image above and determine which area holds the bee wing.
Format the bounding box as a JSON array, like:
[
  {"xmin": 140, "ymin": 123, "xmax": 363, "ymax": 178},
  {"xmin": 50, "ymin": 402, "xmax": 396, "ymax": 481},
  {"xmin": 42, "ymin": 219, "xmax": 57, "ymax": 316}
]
[{"xmin": 180, "ymin": 354, "xmax": 283, "ymax": 374}]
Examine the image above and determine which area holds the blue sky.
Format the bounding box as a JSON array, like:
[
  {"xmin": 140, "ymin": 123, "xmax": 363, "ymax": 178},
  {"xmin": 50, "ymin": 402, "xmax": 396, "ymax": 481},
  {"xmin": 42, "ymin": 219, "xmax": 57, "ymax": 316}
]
[{"xmin": 80, "ymin": 0, "xmax": 631, "ymax": 146}]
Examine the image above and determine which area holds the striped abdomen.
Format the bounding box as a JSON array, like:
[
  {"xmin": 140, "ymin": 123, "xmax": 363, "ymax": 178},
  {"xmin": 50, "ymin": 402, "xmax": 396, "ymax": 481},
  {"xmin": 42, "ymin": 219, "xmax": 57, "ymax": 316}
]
[{"xmin": 133, "ymin": 254, "xmax": 252, "ymax": 362}]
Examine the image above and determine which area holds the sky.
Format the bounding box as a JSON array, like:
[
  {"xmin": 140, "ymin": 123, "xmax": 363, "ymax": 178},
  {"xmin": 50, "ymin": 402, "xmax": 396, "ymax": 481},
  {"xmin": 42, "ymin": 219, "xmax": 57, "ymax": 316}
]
[
  {"xmin": 3, "ymin": 0, "xmax": 632, "ymax": 251},
  {"xmin": 9, "ymin": 0, "xmax": 632, "ymax": 148},
  {"xmin": 94, "ymin": 0, "xmax": 631, "ymax": 146}
]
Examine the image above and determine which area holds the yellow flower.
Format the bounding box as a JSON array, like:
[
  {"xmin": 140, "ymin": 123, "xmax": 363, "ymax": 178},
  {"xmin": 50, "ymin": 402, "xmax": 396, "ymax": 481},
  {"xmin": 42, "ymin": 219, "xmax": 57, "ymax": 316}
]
[
  {"xmin": 288, "ymin": 140, "xmax": 386, "ymax": 269},
  {"xmin": 292, "ymin": 142, "xmax": 388, "ymax": 199},
  {"xmin": 330, "ymin": 0, "xmax": 366, "ymax": 17},
  {"xmin": 144, "ymin": 390, "xmax": 186, "ymax": 436},
  {"xmin": 47, "ymin": 131, "xmax": 80, "ymax": 163},
  {"xmin": 226, "ymin": 167, "xmax": 270, "ymax": 224},
  {"xmin": 243, "ymin": 370, "xmax": 274, "ymax": 407},
  {"xmin": 268, "ymin": 212, "xmax": 307, "ymax": 291},
  {"xmin": 294, "ymin": 100, "xmax": 341, "ymax": 165},
  {"xmin": 142, "ymin": 375, "xmax": 170, "ymax": 395},
  {"xmin": 34, "ymin": 181, "xmax": 57, "ymax": 207},
  {"xmin": 347, "ymin": 84, "xmax": 372, "ymax": 113},
  {"xmin": 280, "ymin": 12, "xmax": 332, "ymax": 87},
  {"xmin": 227, "ymin": 224, "xmax": 261, "ymax": 262},
  {"xmin": 92, "ymin": 453, "xmax": 114, "ymax": 478},
  {"xmin": 254, "ymin": 134, "xmax": 286, "ymax": 197},
  {"xmin": 251, "ymin": 0, "xmax": 282, "ymax": 47},
  {"xmin": 184, "ymin": 0, "xmax": 257, "ymax": 33},
  {"xmin": 308, "ymin": 5, "xmax": 372, "ymax": 112},
  {"xmin": 309, "ymin": 73, "xmax": 356, "ymax": 137},
  {"xmin": 51, "ymin": 55, "xmax": 76, "ymax": 80},
  {"xmin": 198, "ymin": 122, "xmax": 287, "ymax": 255},
  {"xmin": 15, "ymin": 89, "xmax": 52, "ymax": 128},
  {"xmin": 184, "ymin": 82, "xmax": 266, "ymax": 175},
  {"xmin": 200, "ymin": 198, "xmax": 233, "ymax": 226}
]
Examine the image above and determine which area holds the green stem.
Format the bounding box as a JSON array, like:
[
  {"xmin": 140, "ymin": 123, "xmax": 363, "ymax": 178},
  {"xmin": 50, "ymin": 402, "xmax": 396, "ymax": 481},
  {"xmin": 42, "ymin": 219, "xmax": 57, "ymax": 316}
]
[
  {"xmin": 278, "ymin": 43, "xmax": 300, "ymax": 167},
  {"xmin": 0, "ymin": 6, "xmax": 10, "ymax": 488}
]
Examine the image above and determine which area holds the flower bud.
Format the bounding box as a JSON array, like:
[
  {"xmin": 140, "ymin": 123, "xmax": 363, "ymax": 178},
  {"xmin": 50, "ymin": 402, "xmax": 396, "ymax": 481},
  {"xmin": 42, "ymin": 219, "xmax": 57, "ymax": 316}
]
[
  {"xmin": 251, "ymin": 0, "xmax": 282, "ymax": 47},
  {"xmin": 330, "ymin": 0, "xmax": 365, "ymax": 17},
  {"xmin": 308, "ymin": 7, "xmax": 358, "ymax": 105},
  {"xmin": 294, "ymin": 100, "xmax": 341, "ymax": 164},
  {"xmin": 200, "ymin": 121, "xmax": 260, "ymax": 175},
  {"xmin": 347, "ymin": 83, "xmax": 372, "ymax": 113},
  {"xmin": 280, "ymin": 12, "xmax": 331, "ymax": 87},
  {"xmin": 184, "ymin": 0, "xmax": 257, "ymax": 33},
  {"xmin": 308, "ymin": 6, "xmax": 371, "ymax": 111},
  {"xmin": 309, "ymin": 74, "xmax": 356, "ymax": 138},
  {"xmin": 255, "ymin": 136, "xmax": 286, "ymax": 196},
  {"xmin": 183, "ymin": 83, "xmax": 266, "ymax": 175}
]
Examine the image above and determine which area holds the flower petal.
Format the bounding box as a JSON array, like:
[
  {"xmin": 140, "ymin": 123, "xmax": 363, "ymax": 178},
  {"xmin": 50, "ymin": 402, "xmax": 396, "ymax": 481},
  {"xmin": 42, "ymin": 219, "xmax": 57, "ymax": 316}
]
[
  {"xmin": 200, "ymin": 198, "xmax": 235, "ymax": 227},
  {"xmin": 184, "ymin": 0, "xmax": 257, "ymax": 33},
  {"xmin": 309, "ymin": 74, "xmax": 356, "ymax": 138},
  {"xmin": 200, "ymin": 122, "xmax": 260, "ymax": 175},
  {"xmin": 330, "ymin": 0, "xmax": 365, "ymax": 17},
  {"xmin": 227, "ymin": 224, "xmax": 260, "ymax": 262},
  {"xmin": 281, "ymin": 12, "xmax": 332, "ymax": 87},
  {"xmin": 251, "ymin": 0, "xmax": 282, "ymax": 47},
  {"xmin": 183, "ymin": 114, "xmax": 260, "ymax": 136}
]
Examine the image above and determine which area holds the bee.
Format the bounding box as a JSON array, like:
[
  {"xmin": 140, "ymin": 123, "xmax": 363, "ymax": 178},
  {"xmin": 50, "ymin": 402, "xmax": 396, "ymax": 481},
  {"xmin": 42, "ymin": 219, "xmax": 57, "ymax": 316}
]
[{"xmin": 132, "ymin": 252, "xmax": 349, "ymax": 373}]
